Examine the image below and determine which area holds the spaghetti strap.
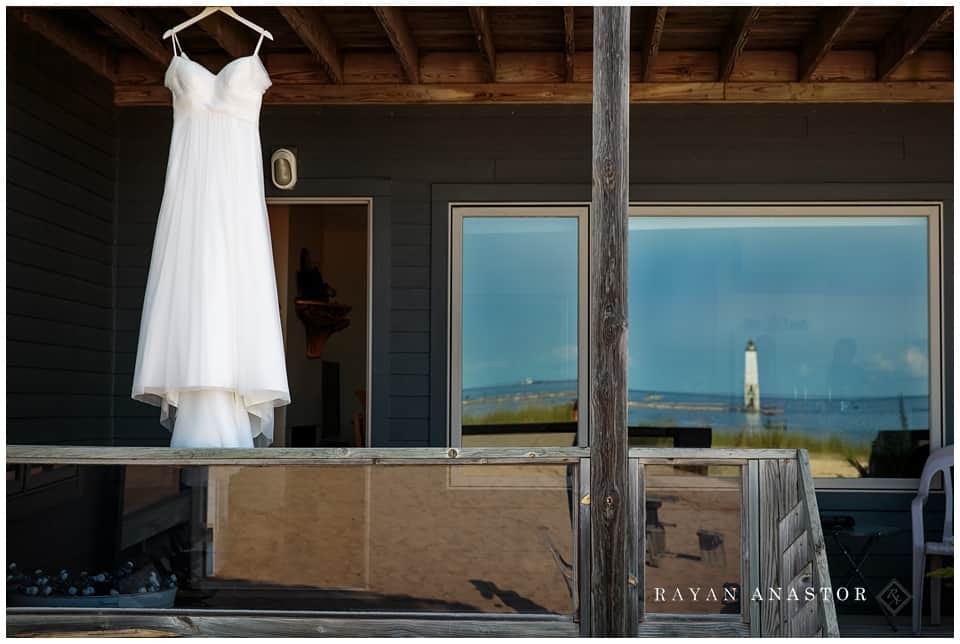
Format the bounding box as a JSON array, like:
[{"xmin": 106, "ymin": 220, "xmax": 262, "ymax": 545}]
[
  {"xmin": 171, "ymin": 32, "xmax": 183, "ymax": 57},
  {"xmin": 254, "ymin": 32, "xmax": 265, "ymax": 56}
]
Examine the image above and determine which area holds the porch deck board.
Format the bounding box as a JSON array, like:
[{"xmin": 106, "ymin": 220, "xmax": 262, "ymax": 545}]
[{"xmin": 6, "ymin": 612, "xmax": 579, "ymax": 638}]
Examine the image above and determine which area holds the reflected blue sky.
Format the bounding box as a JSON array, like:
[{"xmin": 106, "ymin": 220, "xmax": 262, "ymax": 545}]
[
  {"xmin": 629, "ymin": 217, "xmax": 929, "ymax": 398},
  {"xmin": 463, "ymin": 217, "xmax": 578, "ymax": 389},
  {"xmin": 462, "ymin": 216, "xmax": 929, "ymax": 399}
]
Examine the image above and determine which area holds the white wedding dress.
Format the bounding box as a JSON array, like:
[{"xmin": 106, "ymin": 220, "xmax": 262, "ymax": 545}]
[{"xmin": 132, "ymin": 33, "xmax": 290, "ymax": 447}]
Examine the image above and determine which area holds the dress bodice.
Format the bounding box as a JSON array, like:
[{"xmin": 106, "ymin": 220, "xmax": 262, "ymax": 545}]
[{"xmin": 163, "ymin": 34, "xmax": 271, "ymax": 124}]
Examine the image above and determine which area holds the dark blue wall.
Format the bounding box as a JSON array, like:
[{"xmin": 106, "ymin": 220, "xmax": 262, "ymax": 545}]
[{"xmin": 7, "ymin": 22, "xmax": 117, "ymax": 445}]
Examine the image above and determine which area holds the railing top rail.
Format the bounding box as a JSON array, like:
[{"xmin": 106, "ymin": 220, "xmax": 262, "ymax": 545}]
[
  {"xmin": 8, "ymin": 445, "xmax": 799, "ymax": 465},
  {"xmin": 5, "ymin": 445, "xmax": 589, "ymax": 465},
  {"xmin": 629, "ymin": 447, "xmax": 799, "ymax": 461}
]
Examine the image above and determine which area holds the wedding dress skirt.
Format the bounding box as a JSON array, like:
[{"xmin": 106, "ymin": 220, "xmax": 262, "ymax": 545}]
[{"xmin": 132, "ymin": 34, "xmax": 289, "ymax": 447}]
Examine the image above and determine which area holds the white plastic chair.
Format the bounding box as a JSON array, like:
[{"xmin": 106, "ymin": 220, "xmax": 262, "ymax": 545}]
[{"xmin": 911, "ymin": 445, "xmax": 953, "ymax": 634}]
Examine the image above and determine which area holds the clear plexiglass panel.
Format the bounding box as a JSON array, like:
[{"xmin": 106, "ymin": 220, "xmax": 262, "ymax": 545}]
[
  {"xmin": 644, "ymin": 464, "xmax": 743, "ymax": 615},
  {"xmin": 458, "ymin": 213, "xmax": 582, "ymax": 447},
  {"xmin": 628, "ymin": 215, "xmax": 932, "ymax": 478},
  {"xmin": 7, "ymin": 463, "xmax": 576, "ymax": 614}
]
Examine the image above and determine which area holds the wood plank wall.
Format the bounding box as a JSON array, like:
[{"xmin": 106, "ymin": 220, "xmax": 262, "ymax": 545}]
[{"xmin": 6, "ymin": 22, "xmax": 117, "ymax": 445}]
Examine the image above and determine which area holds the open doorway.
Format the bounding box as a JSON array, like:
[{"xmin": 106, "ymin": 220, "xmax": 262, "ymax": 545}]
[{"xmin": 267, "ymin": 199, "xmax": 371, "ymax": 447}]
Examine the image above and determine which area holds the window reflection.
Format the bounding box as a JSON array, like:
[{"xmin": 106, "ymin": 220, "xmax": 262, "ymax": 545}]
[
  {"xmin": 644, "ymin": 464, "xmax": 742, "ymax": 614},
  {"xmin": 628, "ymin": 216, "xmax": 931, "ymax": 478},
  {"xmin": 460, "ymin": 216, "xmax": 580, "ymax": 447},
  {"xmin": 7, "ymin": 464, "xmax": 576, "ymax": 614}
]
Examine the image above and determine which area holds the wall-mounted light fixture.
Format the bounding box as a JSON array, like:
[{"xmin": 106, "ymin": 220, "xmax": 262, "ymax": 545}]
[{"xmin": 270, "ymin": 148, "xmax": 297, "ymax": 190}]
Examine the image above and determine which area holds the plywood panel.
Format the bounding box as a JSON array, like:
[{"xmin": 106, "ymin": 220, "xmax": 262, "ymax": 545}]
[
  {"xmin": 748, "ymin": 7, "xmax": 819, "ymax": 50},
  {"xmin": 490, "ymin": 7, "xmax": 565, "ymax": 52},
  {"xmin": 836, "ymin": 7, "xmax": 910, "ymax": 49},
  {"xmin": 321, "ymin": 7, "xmax": 391, "ymax": 50},
  {"xmin": 658, "ymin": 7, "xmax": 736, "ymax": 51},
  {"xmin": 405, "ymin": 6, "xmax": 475, "ymax": 51}
]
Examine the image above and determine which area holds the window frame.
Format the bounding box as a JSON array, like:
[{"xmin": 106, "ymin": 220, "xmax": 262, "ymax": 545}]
[
  {"xmin": 447, "ymin": 200, "xmax": 944, "ymax": 490},
  {"xmin": 627, "ymin": 202, "xmax": 945, "ymax": 491},
  {"xmin": 448, "ymin": 204, "xmax": 590, "ymax": 448},
  {"xmin": 264, "ymin": 196, "xmax": 375, "ymax": 447}
]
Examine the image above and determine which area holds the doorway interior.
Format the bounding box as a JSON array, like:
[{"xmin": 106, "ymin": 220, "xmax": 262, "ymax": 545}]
[{"xmin": 267, "ymin": 198, "xmax": 372, "ymax": 447}]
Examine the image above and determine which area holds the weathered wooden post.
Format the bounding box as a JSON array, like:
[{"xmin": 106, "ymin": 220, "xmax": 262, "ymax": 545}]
[{"xmin": 589, "ymin": 5, "xmax": 635, "ymax": 637}]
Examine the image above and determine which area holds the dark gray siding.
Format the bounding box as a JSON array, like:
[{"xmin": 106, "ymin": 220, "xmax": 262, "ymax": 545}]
[
  {"xmin": 819, "ymin": 490, "xmax": 948, "ymax": 615},
  {"xmin": 112, "ymin": 103, "xmax": 953, "ymax": 450},
  {"xmin": 7, "ymin": 23, "xmax": 116, "ymax": 445}
]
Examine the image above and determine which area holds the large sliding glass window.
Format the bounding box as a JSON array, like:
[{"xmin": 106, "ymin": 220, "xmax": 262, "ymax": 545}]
[
  {"xmin": 449, "ymin": 202, "xmax": 942, "ymax": 487},
  {"xmin": 628, "ymin": 204, "xmax": 941, "ymax": 486},
  {"xmin": 451, "ymin": 206, "xmax": 588, "ymax": 447}
]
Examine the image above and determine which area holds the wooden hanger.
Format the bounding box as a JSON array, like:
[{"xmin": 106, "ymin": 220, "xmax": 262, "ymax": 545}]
[{"xmin": 163, "ymin": 6, "xmax": 273, "ymax": 41}]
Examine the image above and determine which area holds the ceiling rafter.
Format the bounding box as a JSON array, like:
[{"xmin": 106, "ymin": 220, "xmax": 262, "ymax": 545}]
[
  {"xmin": 89, "ymin": 7, "xmax": 168, "ymax": 66},
  {"xmin": 468, "ymin": 7, "xmax": 496, "ymax": 82},
  {"xmin": 877, "ymin": 6, "xmax": 953, "ymax": 80},
  {"xmin": 562, "ymin": 7, "xmax": 576, "ymax": 82},
  {"xmin": 11, "ymin": 7, "xmax": 117, "ymax": 81},
  {"xmin": 798, "ymin": 7, "xmax": 858, "ymax": 81},
  {"xmin": 636, "ymin": 7, "xmax": 667, "ymax": 82},
  {"xmin": 373, "ymin": 7, "xmax": 419, "ymax": 84},
  {"xmin": 277, "ymin": 7, "xmax": 343, "ymax": 84},
  {"xmin": 719, "ymin": 7, "xmax": 760, "ymax": 81}
]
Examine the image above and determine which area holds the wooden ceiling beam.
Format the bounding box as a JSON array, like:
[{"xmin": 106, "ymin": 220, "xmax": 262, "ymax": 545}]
[
  {"xmin": 117, "ymin": 47, "xmax": 955, "ymax": 85},
  {"xmin": 468, "ymin": 7, "xmax": 496, "ymax": 82},
  {"xmin": 373, "ymin": 7, "xmax": 419, "ymax": 84},
  {"xmin": 877, "ymin": 7, "xmax": 953, "ymax": 81},
  {"xmin": 116, "ymin": 49, "xmax": 953, "ymax": 87},
  {"xmin": 563, "ymin": 7, "xmax": 576, "ymax": 82},
  {"xmin": 798, "ymin": 7, "xmax": 858, "ymax": 81},
  {"xmin": 636, "ymin": 7, "xmax": 667, "ymax": 82},
  {"xmin": 89, "ymin": 7, "xmax": 168, "ymax": 66},
  {"xmin": 11, "ymin": 8, "xmax": 116, "ymax": 81},
  {"xmin": 115, "ymin": 81, "xmax": 953, "ymax": 107},
  {"xmin": 277, "ymin": 7, "xmax": 343, "ymax": 84},
  {"xmin": 718, "ymin": 7, "xmax": 760, "ymax": 81},
  {"xmin": 182, "ymin": 7, "xmax": 252, "ymax": 59}
]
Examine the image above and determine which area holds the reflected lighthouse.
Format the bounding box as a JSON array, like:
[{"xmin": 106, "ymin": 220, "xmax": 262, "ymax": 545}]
[{"xmin": 744, "ymin": 339, "xmax": 760, "ymax": 412}]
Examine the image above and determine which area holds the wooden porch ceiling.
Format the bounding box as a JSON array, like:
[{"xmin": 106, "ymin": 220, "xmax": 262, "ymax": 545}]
[{"xmin": 10, "ymin": 5, "xmax": 954, "ymax": 105}]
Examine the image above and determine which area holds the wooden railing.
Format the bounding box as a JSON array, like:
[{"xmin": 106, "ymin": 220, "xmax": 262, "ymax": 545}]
[
  {"xmin": 748, "ymin": 450, "xmax": 839, "ymax": 637},
  {"xmin": 6, "ymin": 446, "xmax": 837, "ymax": 638}
]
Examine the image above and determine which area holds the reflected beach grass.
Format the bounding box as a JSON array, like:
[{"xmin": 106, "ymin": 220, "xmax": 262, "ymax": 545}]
[
  {"xmin": 462, "ymin": 403, "xmax": 576, "ymax": 426},
  {"xmin": 460, "ymin": 401, "xmax": 885, "ymax": 478}
]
